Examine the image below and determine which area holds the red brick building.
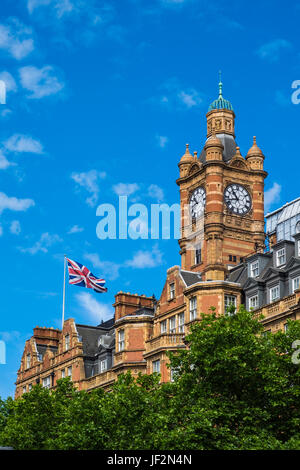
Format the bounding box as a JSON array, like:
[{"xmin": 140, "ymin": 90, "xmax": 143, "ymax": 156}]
[{"xmin": 15, "ymin": 81, "xmax": 300, "ymax": 398}]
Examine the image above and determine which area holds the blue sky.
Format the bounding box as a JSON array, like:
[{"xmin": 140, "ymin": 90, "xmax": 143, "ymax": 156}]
[{"xmin": 0, "ymin": 0, "xmax": 300, "ymax": 398}]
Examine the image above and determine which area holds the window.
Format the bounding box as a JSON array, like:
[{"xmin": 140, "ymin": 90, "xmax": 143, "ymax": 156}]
[
  {"xmin": 249, "ymin": 295, "xmax": 259, "ymax": 310},
  {"xmin": 42, "ymin": 376, "xmax": 51, "ymax": 389},
  {"xmin": 152, "ymin": 360, "xmax": 160, "ymax": 373},
  {"xmin": 169, "ymin": 282, "xmax": 175, "ymax": 300},
  {"xmin": 38, "ymin": 353, "xmax": 43, "ymax": 362},
  {"xmin": 100, "ymin": 359, "xmax": 107, "ymax": 373},
  {"xmin": 270, "ymin": 285, "xmax": 280, "ymax": 302},
  {"xmin": 250, "ymin": 261, "xmax": 259, "ymax": 278},
  {"xmin": 67, "ymin": 366, "xmax": 72, "ymax": 378},
  {"xmin": 292, "ymin": 277, "xmax": 300, "ymax": 293},
  {"xmin": 229, "ymin": 255, "xmax": 236, "ymax": 262},
  {"xmin": 26, "ymin": 354, "xmax": 31, "ymax": 369},
  {"xmin": 195, "ymin": 245, "xmax": 202, "ymax": 265},
  {"xmin": 284, "ymin": 324, "xmax": 289, "ymax": 333},
  {"xmin": 169, "ymin": 316, "xmax": 176, "ymax": 334},
  {"xmin": 118, "ymin": 329, "xmax": 125, "ymax": 351},
  {"xmin": 65, "ymin": 334, "xmax": 70, "ymax": 351},
  {"xmin": 240, "ymin": 257, "xmax": 244, "ymax": 263},
  {"xmin": 170, "ymin": 367, "xmax": 179, "ymax": 382},
  {"xmin": 225, "ymin": 295, "xmax": 237, "ymax": 314},
  {"xmin": 61, "ymin": 369, "xmax": 65, "ymax": 378},
  {"xmin": 189, "ymin": 297, "xmax": 197, "ymax": 321},
  {"xmin": 276, "ymin": 248, "xmax": 286, "ymax": 267},
  {"xmin": 178, "ymin": 312, "xmax": 185, "ymax": 333},
  {"xmin": 29, "ymin": 384, "xmax": 32, "ymax": 392},
  {"xmin": 22, "ymin": 386, "xmax": 27, "ymax": 394},
  {"xmin": 160, "ymin": 320, "xmax": 167, "ymax": 334}
]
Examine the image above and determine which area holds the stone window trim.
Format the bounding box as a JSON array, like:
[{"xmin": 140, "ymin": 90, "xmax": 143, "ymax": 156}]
[
  {"xmin": 169, "ymin": 315, "xmax": 176, "ymax": 334},
  {"xmin": 152, "ymin": 359, "xmax": 160, "ymax": 374},
  {"xmin": 118, "ymin": 329, "xmax": 125, "ymax": 352},
  {"xmin": 65, "ymin": 334, "xmax": 70, "ymax": 350},
  {"xmin": 194, "ymin": 245, "xmax": 202, "ymax": 266},
  {"xmin": 169, "ymin": 282, "xmax": 175, "ymax": 301},
  {"xmin": 224, "ymin": 294, "xmax": 237, "ymax": 314},
  {"xmin": 26, "ymin": 353, "xmax": 31, "ymax": 370},
  {"xmin": 189, "ymin": 296, "xmax": 197, "ymax": 321},
  {"xmin": 178, "ymin": 312, "xmax": 185, "ymax": 333},
  {"xmin": 160, "ymin": 319, "xmax": 167, "ymax": 334}
]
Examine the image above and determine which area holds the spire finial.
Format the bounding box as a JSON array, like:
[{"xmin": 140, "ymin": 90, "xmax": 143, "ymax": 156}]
[{"xmin": 218, "ymin": 70, "xmax": 223, "ymax": 97}]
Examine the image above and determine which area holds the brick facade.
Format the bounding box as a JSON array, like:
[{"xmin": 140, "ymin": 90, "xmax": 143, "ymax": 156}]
[{"xmin": 15, "ymin": 83, "xmax": 300, "ymax": 398}]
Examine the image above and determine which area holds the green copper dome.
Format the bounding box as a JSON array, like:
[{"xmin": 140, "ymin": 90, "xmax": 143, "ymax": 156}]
[{"xmin": 208, "ymin": 76, "xmax": 233, "ymax": 112}]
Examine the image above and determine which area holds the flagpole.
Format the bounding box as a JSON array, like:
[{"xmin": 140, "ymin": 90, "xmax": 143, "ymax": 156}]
[{"xmin": 62, "ymin": 255, "xmax": 66, "ymax": 329}]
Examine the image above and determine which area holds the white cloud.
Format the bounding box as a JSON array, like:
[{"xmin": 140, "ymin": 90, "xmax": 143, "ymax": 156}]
[
  {"xmin": 0, "ymin": 151, "xmax": 14, "ymax": 170},
  {"xmin": 265, "ymin": 183, "xmax": 281, "ymax": 213},
  {"xmin": 0, "ymin": 18, "xmax": 34, "ymax": 60},
  {"xmin": 71, "ymin": 169, "xmax": 106, "ymax": 207},
  {"xmin": 156, "ymin": 135, "xmax": 168, "ymax": 148},
  {"xmin": 84, "ymin": 252, "xmax": 120, "ymax": 281},
  {"xmin": 19, "ymin": 232, "xmax": 62, "ymax": 255},
  {"xmin": 10, "ymin": 220, "xmax": 21, "ymax": 235},
  {"xmin": 126, "ymin": 244, "xmax": 163, "ymax": 269},
  {"xmin": 27, "ymin": 0, "xmax": 52, "ymax": 14},
  {"xmin": 256, "ymin": 39, "xmax": 292, "ymax": 62},
  {"xmin": 159, "ymin": 78, "xmax": 204, "ymax": 110},
  {"xmin": 0, "ymin": 71, "xmax": 17, "ymax": 93},
  {"xmin": 68, "ymin": 224, "xmax": 84, "ymax": 234},
  {"xmin": 148, "ymin": 184, "xmax": 164, "ymax": 201},
  {"xmin": 76, "ymin": 291, "xmax": 114, "ymax": 324},
  {"xmin": 112, "ymin": 183, "xmax": 140, "ymax": 197},
  {"xmin": 4, "ymin": 134, "xmax": 44, "ymax": 154},
  {"xmin": 19, "ymin": 65, "xmax": 65, "ymax": 99},
  {"xmin": 0, "ymin": 192, "xmax": 35, "ymax": 214}
]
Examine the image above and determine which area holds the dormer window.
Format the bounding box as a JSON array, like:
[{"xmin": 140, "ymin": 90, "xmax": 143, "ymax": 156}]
[
  {"xmin": 270, "ymin": 285, "xmax": 280, "ymax": 302},
  {"xmin": 100, "ymin": 359, "xmax": 107, "ymax": 373},
  {"xmin": 249, "ymin": 295, "xmax": 259, "ymax": 310},
  {"xmin": 169, "ymin": 282, "xmax": 175, "ymax": 300},
  {"xmin": 250, "ymin": 261, "xmax": 259, "ymax": 278},
  {"xmin": 276, "ymin": 248, "xmax": 286, "ymax": 267},
  {"xmin": 292, "ymin": 277, "xmax": 300, "ymax": 293}
]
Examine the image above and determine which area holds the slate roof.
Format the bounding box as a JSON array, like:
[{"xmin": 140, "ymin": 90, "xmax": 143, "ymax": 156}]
[
  {"xmin": 180, "ymin": 270, "xmax": 202, "ymax": 287},
  {"xmin": 76, "ymin": 324, "xmax": 114, "ymax": 357},
  {"xmin": 199, "ymin": 133, "xmax": 237, "ymax": 164}
]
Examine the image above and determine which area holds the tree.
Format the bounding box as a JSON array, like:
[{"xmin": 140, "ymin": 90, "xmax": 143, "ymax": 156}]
[{"xmin": 1, "ymin": 305, "xmax": 300, "ymax": 450}]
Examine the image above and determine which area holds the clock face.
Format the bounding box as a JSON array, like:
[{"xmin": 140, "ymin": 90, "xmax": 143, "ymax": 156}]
[
  {"xmin": 190, "ymin": 187, "xmax": 206, "ymax": 218},
  {"xmin": 224, "ymin": 184, "xmax": 252, "ymax": 215}
]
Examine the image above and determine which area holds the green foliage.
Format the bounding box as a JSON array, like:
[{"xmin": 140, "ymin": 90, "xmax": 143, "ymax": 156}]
[{"xmin": 1, "ymin": 305, "xmax": 300, "ymax": 450}]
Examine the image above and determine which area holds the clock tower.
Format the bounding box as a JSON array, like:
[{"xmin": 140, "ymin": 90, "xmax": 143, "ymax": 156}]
[{"xmin": 177, "ymin": 78, "xmax": 267, "ymax": 281}]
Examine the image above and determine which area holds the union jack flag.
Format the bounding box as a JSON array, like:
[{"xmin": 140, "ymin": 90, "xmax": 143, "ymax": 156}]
[{"xmin": 66, "ymin": 258, "xmax": 107, "ymax": 293}]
